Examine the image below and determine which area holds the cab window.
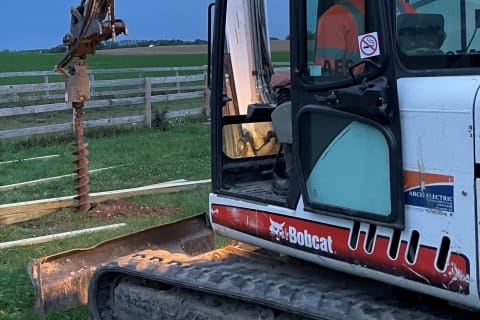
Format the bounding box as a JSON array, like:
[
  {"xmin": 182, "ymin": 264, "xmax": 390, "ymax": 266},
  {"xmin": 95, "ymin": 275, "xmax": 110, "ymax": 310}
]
[
  {"xmin": 396, "ymin": 0, "xmax": 480, "ymax": 69},
  {"xmin": 306, "ymin": 0, "xmax": 367, "ymax": 85}
]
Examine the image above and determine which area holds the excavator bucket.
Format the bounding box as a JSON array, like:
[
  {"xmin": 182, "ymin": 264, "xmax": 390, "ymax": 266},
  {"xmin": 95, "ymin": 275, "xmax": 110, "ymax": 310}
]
[{"xmin": 28, "ymin": 213, "xmax": 214, "ymax": 315}]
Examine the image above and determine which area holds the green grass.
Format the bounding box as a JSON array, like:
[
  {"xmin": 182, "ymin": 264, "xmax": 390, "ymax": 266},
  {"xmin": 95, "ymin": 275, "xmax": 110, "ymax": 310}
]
[
  {"xmin": 0, "ymin": 52, "xmax": 208, "ymax": 73},
  {"xmin": 0, "ymin": 51, "xmax": 208, "ymax": 91},
  {"xmin": 0, "ymin": 97, "xmax": 205, "ymax": 132},
  {"xmin": 0, "ymin": 188, "xmax": 211, "ymax": 320},
  {"xmin": 0, "ymin": 117, "xmax": 212, "ymax": 319},
  {"xmin": 0, "ymin": 50, "xmax": 287, "ymax": 83},
  {"xmin": 0, "ymin": 50, "xmax": 290, "ymax": 319},
  {"xmin": 0, "ymin": 50, "xmax": 289, "ymax": 74},
  {"xmin": 0, "ymin": 51, "xmax": 209, "ymax": 135},
  {"xmin": 0, "ymin": 116, "xmax": 210, "ymax": 203},
  {"xmin": 271, "ymin": 51, "xmax": 290, "ymax": 62}
]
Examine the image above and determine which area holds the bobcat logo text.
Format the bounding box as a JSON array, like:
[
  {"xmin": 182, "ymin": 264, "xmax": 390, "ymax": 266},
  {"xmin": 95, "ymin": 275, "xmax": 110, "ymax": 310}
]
[{"xmin": 269, "ymin": 218, "xmax": 333, "ymax": 254}]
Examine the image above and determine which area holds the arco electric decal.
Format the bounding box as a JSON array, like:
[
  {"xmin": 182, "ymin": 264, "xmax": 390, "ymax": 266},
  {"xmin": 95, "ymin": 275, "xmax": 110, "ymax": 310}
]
[
  {"xmin": 211, "ymin": 204, "xmax": 470, "ymax": 295},
  {"xmin": 404, "ymin": 170, "xmax": 454, "ymax": 214}
]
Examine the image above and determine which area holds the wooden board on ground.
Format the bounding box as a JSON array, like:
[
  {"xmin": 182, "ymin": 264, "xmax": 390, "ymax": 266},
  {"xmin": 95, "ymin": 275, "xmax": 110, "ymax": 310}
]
[
  {"xmin": 0, "ymin": 155, "xmax": 59, "ymax": 165},
  {"xmin": 0, "ymin": 166, "xmax": 119, "ymax": 191},
  {"xmin": 0, "ymin": 179, "xmax": 211, "ymax": 225},
  {"xmin": 0, "ymin": 223, "xmax": 127, "ymax": 249}
]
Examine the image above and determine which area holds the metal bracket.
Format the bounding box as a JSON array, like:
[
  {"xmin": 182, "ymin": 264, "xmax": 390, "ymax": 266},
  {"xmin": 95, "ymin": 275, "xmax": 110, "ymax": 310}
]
[{"xmin": 66, "ymin": 59, "xmax": 90, "ymax": 103}]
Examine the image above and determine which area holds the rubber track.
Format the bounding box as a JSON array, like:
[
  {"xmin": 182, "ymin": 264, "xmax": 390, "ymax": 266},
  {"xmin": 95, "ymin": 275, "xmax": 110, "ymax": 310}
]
[
  {"xmin": 112, "ymin": 283, "xmax": 302, "ymax": 319},
  {"xmin": 89, "ymin": 247, "xmax": 478, "ymax": 320}
]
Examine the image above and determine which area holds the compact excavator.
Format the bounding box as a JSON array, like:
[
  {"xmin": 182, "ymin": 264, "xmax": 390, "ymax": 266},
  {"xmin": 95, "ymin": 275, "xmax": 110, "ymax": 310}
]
[{"xmin": 28, "ymin": 0, "xmax": 480, "ymax": 319}]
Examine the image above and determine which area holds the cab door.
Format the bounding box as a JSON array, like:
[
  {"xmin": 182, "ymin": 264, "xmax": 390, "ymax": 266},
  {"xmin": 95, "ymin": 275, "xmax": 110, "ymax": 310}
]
[{"xmin": 291, "ymin": 0, "xmax": 404, "ymax": 228}]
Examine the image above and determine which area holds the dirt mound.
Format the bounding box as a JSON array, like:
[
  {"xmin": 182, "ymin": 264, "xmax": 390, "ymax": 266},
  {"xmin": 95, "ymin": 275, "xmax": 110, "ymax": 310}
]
[{"xmin": 89, "ymin": 199, "xmax": 180, "ymax": 221}]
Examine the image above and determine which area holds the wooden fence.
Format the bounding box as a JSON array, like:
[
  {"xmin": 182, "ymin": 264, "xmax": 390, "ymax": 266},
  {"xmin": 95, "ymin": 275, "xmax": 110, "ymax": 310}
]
[{"xmin": 0, "ymin": 66, "xmax": 208, "ymax": 139}]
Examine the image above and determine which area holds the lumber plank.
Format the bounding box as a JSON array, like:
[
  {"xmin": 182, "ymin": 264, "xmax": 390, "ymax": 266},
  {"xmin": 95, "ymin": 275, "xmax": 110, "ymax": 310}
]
[
  {"xmin": 0, "ymin": 223, "xmax": 127, "ymax": 249},
  {"xmin": 0, "ymin": 102, "xmax": 70, "ymax": 117},
  {"xmin": 165, "ymin": 107, "xmax": 204, "ymax": 119},
  {"xmin": 0, "ymin": 106, "xmax": 203, "ymax": 139},
  {"xmin": 0, "ymin": 66, "xmax": 208, "ymax": 79},
  {"xmin": 84, "ymin": 116, "xmax": 145, "ymax": 128},
  {"xmin": 0, "ymin": 179, "xmax": 210, "ymax": 225},
  {"xmin": 87, "ymin": 179, "xmax": 210, "ymax": 203},
  {"xmin": 0, "ymin": 166, "xmax": 119, "ymax": 191},
  {"xmin": 0, "ymin": 123, "xmax": 73, "ymax": 139},
  {"xmin": 0, "ymin": 82, "xmax": 64, "ymax": 95},
  {"xmin": 151, "ymin": 92, "xmax": 203, "ymax": 104},
  {"xmin": 0, "ymin": 155, "xmax": 59, "ymax": 165},
  {"xmin": 0, "ymin": 196, "xmax": 74, "ymax": 225}
]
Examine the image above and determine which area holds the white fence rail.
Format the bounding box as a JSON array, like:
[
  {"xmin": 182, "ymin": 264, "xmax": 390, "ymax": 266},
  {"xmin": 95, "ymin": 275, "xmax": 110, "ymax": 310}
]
[{"xmin": 0, "ymin": 66, "xmax": 208, "ymax": 139}]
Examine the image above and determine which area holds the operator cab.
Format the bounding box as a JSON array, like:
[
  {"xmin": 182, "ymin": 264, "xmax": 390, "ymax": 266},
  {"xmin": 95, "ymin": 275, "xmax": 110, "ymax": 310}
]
[
  {"xmin": 210, "ymin": 0, "xmax": 480, "ymax": 228},
  {"xmin": 208, "ymin": 0, "xmax": 480, "ymax": 312}
]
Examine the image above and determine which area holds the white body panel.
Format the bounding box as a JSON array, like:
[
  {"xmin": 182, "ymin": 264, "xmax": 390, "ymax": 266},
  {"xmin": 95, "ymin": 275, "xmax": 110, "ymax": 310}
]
[
  {"xmin": 398, "ymin": 75, "xmax": 477, "ymax": 261},
  {"xmin": 226, "ymin": 1, "xmax": 259, "ymax": 114},
  {"xmin": 225, "ymin": 1, "xmax": 274, "ymax": 152},
  {"xmin": 210, "ymin": 75, "xmax": 480, "ymax": 309}
]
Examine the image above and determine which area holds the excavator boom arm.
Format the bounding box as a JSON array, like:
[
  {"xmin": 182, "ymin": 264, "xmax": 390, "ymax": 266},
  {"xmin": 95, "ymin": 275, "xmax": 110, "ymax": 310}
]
[{"xmin": 56, "ymin": 0, "xmax": 127, "ymax": 73}]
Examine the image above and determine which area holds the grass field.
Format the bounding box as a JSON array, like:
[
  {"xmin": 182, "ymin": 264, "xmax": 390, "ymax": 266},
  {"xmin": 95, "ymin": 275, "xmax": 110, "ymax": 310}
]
[
  {"xmin": 0, "ymin": 51, "xmax": 209, "ymax": 73},
  {"xmin": 0, "ymin": 116, "xmax": 210, "ymax": 202},
  {"xmin": 0, "ymin": 117, "xmax": 211, "ymax": 320},
  {"xmin": 0, "ymin": 47, "xmax": 290, "ymax": 319},
  {"xmin": 0, "ymin": 50, "xmax": 211, "ymax": 135},
  {"xmin": 0, "ymin": 49, "xmax": 288, "ymax": 73},
  {"xmin": 0, "ymin": 51, "xmax": 209, "ymax": 88},
  {"xmin": 0, "ymin": 48, "xmax": 288, "ymax": 135},
  {"xmin": 0, "ymin": 50, "xmax": 214, "ymax": 319}
]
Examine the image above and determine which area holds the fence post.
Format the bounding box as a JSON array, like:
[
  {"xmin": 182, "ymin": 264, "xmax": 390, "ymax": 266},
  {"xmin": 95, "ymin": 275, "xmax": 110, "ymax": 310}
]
[
  {"xmin": 89, "ymin": 72, "xmax": 95, "ymax": 98},
  {"xmin": 175, "ymin": 70, "xmax": 181, "ymax": 93},
  {"xmin": 204, "ymin": 71, "xmax": 211, "ymax": 119},
  {"xmin": 144, "ymin": 78, "xmax": 152, "ymax": 128},
  {"xmin": 44, "ymin": 75, "xmax": 49, "ymax": 100}
]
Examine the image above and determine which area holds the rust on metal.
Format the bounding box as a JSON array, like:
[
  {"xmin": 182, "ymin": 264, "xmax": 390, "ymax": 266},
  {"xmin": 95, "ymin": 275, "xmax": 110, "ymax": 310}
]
[
  {"xmin": 66, "ymin": 59, "xmax": 90, "ymax": 103},
  {"xmin": 66, "ymin": 58, "xmax": 91, "ymax": 213},
  {"xmin": 54, "ymin": 0, "xmax": 127, "ymax": 211},
  {"xmin": 27, "ymin": 213, "xmax": 213, "ymax": 315},
  {"xmin": 72, "ymin": 101, "xmax": 90, "ymax": 212},
  {"xmin": 55, "ymin": 0, "xmax": 127, "ymax": 74}
]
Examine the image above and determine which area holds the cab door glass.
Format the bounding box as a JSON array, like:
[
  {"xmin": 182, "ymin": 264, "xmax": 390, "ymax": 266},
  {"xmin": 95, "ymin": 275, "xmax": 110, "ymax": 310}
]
[{"xmin": 300, "ymin": 110, "xmax": 392, "ymax": 217}]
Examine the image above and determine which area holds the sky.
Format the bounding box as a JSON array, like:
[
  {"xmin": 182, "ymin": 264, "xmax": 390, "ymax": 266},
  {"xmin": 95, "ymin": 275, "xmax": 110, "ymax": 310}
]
[{"xmin": 0, "ymin": 0, "xmax": 289, "ymax": 51}]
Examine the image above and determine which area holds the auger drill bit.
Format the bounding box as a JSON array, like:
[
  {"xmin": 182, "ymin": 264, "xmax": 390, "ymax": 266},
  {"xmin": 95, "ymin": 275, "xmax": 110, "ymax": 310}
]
[
  {"xmin": 72, "ymin": 101, "xmax": 90, "ymax": 212},
  {"xmin": 55, "ymin": 0, "xmax": 126, "ymax": 212},
  {"xmin": 67, "ymin": 58, "xmax": 91, "ymax": 212}
]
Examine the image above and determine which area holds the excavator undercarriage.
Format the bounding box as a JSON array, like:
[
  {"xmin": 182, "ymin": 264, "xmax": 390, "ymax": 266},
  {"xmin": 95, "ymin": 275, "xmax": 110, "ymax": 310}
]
[
  {"xmin": 29, "ymin": 213, "xmax": 479, "ymax": 320},
  {"xmin": 87, "ymin": 215, "xmax": 476, "ymax": 320}
]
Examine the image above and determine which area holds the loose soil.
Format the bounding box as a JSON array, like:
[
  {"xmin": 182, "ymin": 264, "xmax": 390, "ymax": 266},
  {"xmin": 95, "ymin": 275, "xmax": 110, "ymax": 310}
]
[{"xmin": 89, "ymin": 199, "xmax": 180, "ymax": 221}]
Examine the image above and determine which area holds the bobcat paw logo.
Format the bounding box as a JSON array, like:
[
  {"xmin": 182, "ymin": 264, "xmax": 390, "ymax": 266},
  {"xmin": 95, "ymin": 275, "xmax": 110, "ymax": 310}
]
[
  {"xmin": 444, "ymin": 262, "xmax": 470, "ymax": 294},
  {"xmin": 269, "ymin": 218, "xmax": 286, "ymax": 241}
]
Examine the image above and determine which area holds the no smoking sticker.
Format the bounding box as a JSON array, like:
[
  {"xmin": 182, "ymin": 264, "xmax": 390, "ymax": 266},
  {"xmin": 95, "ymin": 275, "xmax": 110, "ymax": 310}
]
[{"xmin": 358, "ymin": 32, "xmax": 380, "ymax": 59}]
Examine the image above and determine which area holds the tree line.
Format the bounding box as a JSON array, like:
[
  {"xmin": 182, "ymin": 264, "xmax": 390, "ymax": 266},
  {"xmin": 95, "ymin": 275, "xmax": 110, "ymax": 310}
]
[{"xmin": 44, "ymin": 39, "xmax": 208, "ymax": 53}]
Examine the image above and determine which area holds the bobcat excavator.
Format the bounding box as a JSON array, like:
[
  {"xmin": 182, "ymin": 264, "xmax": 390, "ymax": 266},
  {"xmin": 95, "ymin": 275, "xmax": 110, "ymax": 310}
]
[{"xmin": 28, "ymin": 0, "xmax": 480, "ymax": 319}]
